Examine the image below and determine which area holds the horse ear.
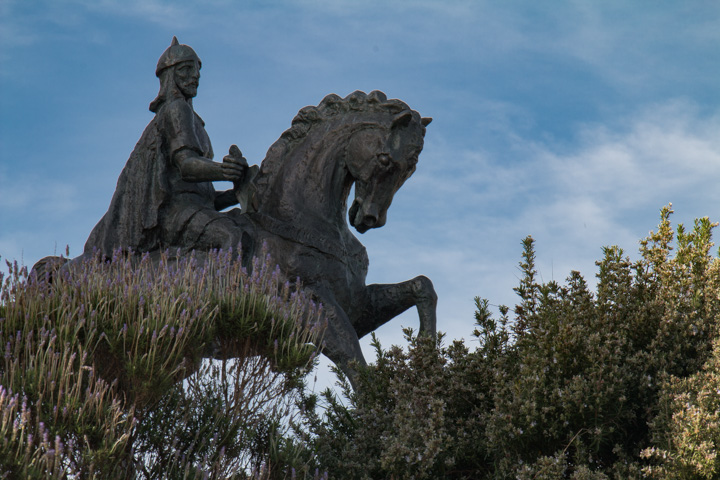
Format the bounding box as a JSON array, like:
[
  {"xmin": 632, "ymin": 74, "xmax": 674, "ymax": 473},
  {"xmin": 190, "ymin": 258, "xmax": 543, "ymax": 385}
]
[
  {"xmin": 421, "ymin": 117, "xmax": 432, "ymax": 127},
  {"xmin": 392, "ymin": 111, "xmax": 413, "ymax": 129}
]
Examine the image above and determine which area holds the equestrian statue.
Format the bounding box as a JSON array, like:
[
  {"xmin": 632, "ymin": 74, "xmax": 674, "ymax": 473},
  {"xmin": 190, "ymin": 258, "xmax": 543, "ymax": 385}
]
[{"xmin": 33, "ymin": 38, "xmax": 437, "ymax": 388}]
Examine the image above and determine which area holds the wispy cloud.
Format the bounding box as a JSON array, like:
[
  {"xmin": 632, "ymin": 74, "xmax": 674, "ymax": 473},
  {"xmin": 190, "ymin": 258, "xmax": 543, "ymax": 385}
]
[{"xmin": 543, "ymin": 101, "xmax": 720, "ymax": 216}]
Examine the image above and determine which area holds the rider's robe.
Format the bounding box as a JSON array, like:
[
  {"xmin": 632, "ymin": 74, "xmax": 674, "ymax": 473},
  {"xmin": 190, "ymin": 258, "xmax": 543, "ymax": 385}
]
[{"xmin": 84, "ymin": 98, "xmax": 243, "ymax": 258}]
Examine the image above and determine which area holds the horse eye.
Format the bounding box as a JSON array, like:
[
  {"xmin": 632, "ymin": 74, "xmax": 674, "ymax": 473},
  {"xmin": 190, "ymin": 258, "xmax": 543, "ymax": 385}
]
[{"xmin": 378, "ymin": 154, "xmax": 391, "ymax": 166}]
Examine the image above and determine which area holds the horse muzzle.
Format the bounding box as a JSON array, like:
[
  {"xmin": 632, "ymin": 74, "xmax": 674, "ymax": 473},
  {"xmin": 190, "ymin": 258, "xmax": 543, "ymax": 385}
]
[{"xmin": 349, "ymin": 198, "xmax": 385, "ymax": 233}]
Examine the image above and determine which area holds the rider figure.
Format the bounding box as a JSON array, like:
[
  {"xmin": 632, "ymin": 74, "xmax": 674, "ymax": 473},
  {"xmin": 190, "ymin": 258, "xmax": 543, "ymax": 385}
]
[{"xmin": 84, "ymin": 37, "xmax": 253, "ymax": 258}]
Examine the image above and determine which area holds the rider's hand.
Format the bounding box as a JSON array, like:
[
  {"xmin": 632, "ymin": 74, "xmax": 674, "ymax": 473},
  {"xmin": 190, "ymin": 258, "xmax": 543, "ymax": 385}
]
[{"xmin": 222, "ymin": 144, "xmax": 248, "ymax": 182}]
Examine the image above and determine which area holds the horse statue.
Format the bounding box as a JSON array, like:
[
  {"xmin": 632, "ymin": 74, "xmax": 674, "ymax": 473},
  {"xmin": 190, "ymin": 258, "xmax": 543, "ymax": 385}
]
[
  {"xmin": 33, "ymin": 89, "xmax": 436, "ymax": 388},
  {"xmin": 242, "ymin": 90, "xmax": 437, "ymax": 385}
]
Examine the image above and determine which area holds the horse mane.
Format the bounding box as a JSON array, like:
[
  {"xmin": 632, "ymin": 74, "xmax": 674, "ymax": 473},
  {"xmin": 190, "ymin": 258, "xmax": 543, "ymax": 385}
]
[{"xmin": 249, "ymin": 90, "xmax": 425, "ymax": 212}]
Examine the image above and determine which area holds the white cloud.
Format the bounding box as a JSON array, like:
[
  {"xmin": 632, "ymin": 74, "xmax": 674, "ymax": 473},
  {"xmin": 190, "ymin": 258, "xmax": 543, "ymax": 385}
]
[{"xmin": 546, "ymin": 101, "xmax": 720, "ymax": 213}]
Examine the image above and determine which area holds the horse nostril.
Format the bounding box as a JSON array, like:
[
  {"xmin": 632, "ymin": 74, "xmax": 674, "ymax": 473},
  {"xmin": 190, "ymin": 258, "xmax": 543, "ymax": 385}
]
[{"xmin": 363, "ymin": 214, "xmax": 378, "ymax": 226}]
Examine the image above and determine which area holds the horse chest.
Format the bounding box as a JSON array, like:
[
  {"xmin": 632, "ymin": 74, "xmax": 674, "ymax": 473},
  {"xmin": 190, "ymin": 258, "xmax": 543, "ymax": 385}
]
[{"xmin": 250, "ymin": 214, "xmax": 366, "ymax": 281}]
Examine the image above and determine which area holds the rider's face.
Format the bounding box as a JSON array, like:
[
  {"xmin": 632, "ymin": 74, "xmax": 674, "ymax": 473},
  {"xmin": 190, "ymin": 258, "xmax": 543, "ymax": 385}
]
[{"xmin": 174, "ymin": 60, "xmax": 200, "ymax": 99}]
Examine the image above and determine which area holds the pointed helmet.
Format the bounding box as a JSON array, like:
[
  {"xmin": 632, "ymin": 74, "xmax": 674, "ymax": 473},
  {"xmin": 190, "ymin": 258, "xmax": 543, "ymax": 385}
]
[{"xmin": 155, "ymin": 36, "xmax": 202, "ymax": 77}]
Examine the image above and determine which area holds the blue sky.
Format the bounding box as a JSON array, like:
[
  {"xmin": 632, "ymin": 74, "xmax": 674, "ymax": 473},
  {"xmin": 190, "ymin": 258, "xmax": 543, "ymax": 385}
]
[{"xmin": 2, "ymin": 1, "xmax": 720, "ymax": 388}]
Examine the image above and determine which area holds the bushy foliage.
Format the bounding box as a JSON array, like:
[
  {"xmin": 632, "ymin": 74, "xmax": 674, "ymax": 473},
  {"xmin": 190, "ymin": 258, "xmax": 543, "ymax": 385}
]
[
  {"xmin": 642, "ymin": 337, "xmax": 720, "ymax": 478},
  {"xmin": 0, "ymin": 247, "xmax": 326, "ymax": 479},
  {"xmin": 4, "ymin": 205, "xmax": 719, "ymax": 479},
  {"xmin": 296, "ymin": 330, "xmax": 498, "ymax": 479},
  {"xmin": 297, "ymin": 205, "xmax": 720, "ymax": 479}
]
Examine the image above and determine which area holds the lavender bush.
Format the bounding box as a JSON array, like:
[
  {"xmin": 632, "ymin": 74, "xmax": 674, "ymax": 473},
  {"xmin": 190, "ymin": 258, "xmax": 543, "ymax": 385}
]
[{"xmin": 0, "ymin": 246, "xmax": 326, "ymax": 479}]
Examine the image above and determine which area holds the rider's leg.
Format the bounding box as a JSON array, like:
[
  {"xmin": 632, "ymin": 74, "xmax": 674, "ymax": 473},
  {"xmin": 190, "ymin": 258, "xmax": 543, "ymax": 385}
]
[{"xmin": 186, "ymin": 209, "xmax": 256, "ymax": 268}]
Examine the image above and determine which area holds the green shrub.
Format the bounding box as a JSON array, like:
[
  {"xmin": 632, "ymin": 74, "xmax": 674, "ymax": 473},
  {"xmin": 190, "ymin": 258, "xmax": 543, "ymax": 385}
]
[
  {"xmin": 298, "ymin": 205, "xmax": 720, "ymax": 479},
  {"xmin": 642, "ymin": 336, "xmax": 720, "ymax": 479}
]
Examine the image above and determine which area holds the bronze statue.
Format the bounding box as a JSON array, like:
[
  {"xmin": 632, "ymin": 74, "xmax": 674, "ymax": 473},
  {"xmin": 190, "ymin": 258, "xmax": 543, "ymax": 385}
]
[
  {"xmin": 36, "ymin": 38, "xmax": 437, "ymax": 388},
  {"xmin": 85, "ymin": 37, "xmax": 251, "ymax": 258}
]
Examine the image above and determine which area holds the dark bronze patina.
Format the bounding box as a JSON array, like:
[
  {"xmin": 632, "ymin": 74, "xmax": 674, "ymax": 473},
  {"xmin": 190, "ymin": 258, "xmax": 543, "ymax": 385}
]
[{"xmin": 34, "ymin": 38, "xmax": 437, "ymax": 388}]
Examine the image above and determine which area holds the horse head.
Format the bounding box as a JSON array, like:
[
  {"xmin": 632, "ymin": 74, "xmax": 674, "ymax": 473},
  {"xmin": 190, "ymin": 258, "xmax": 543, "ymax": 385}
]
[
  {"xmin": 251, "ymin": 91, "xmax": 431, "ymax": 235},
  {"xmin": 345, "ymin": 96, "xmax": 432, "ymax": 234}
]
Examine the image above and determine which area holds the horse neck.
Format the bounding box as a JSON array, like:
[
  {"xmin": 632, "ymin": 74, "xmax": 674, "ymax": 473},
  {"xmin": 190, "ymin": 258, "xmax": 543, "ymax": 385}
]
[{"xmin": 256, "ymin": 126, "xmax": 357, "ymax": 232}]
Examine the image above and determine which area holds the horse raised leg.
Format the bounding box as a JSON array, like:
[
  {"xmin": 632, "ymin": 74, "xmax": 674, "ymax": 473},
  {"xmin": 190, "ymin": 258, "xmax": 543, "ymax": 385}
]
[{"xmin": 352, "ymin": 275, "xmax": 438, "ymax": 340}]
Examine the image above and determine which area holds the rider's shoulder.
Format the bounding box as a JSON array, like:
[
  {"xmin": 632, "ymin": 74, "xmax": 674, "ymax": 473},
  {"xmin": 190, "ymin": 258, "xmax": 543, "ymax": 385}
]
[
  {"xmin": 156, "ymin": 98, "xmax": 205, "ymax": 127},
  {"xmin": 158, "ymin": 97, "xmax": 193, "ymax": 117}
]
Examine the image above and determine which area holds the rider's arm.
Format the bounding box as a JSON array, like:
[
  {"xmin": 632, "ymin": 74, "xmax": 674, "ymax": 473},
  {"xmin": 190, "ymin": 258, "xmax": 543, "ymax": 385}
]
[
  {"xmin": 163, "ymin": 99, "xmax": 246, "ymax": 183},
  {"xmin": 174, "ymin": 148, "xmax": 244, "ymax": 182}
]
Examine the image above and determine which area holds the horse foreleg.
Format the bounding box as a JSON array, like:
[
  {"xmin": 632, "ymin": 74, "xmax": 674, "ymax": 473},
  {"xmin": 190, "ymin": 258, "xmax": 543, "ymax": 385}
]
[{"xmin": 353, "ymin": 275, "xmax": 437, "ymax": 339}]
